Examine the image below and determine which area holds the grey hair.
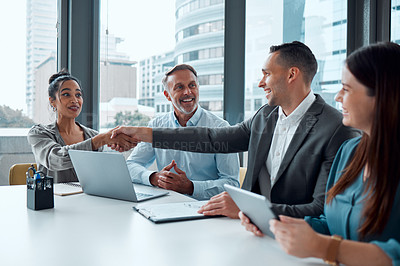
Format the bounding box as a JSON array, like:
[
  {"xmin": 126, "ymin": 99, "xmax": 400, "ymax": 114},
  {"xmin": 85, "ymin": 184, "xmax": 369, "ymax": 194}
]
[{"xmin": 162, "ymin": 64, "xmax": 198, "ymax": 92}]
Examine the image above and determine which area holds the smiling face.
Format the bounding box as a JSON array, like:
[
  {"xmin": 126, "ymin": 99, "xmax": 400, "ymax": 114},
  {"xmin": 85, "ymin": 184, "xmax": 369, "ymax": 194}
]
[
  {"xmin": 164, "ymin": 69, "xmax": 199, "ymax": 115},
  {"xmin": 258, "ymin": 52, "xmax": 290, "ymax": 107},
  {"xmin": 335, "ymin": 65, "xmax": 375, "ymax": 135},
  {"xmin": 50, "ymin": 80, "xmax": 83, "ymax": 119}
]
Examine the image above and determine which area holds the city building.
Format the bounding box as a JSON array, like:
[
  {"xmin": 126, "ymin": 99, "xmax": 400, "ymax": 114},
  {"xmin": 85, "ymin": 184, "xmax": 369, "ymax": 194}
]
[
  {"xmin": 33, "ymin": 53, "xmax": 57, "ymax": 124},
  {"xmin": 172, "ymin": 0, "xmax": 225, "ymax": 117},
  {"xmin": 29, "ymin": 7, "xmax": 141, "ymax": 126},
  {"xmin": 137, "ymin": 0, "xmax": 225, "ymax": 118},
  {"xmin": 99, "ymin": 59, "xmax": 137, "ymax": 103},
  {"xmin": 393, "ymin": 1, "xmax": 400, "ymax": 43},
  {"xmin": 138, "ymin": 51, "xmax": 174, "ymax": 109},
  {"xmin": 148, "ymin": 0, "xmax": 346, "ymax": 118},
  {"xmin": 244, "ymin": 0, "xmax": 347, "ymax": 118},
  {"xmin": 26, "ymin": 0, "xmax": 57, "ymax": 119},
  {"xmin": 34, "ymin": 55, "xmax": 139, "ymax": 126},
  {"xmin": 99, "ymin": 60, "xmax": 140, "ymax": 128}
]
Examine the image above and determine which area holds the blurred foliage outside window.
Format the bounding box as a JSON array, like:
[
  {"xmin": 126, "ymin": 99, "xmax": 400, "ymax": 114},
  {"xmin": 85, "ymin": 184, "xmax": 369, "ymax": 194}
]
[
  {"xmin": 0, "ymin": 105, "xmax": 35, "ymax": 128},
  {"xmin": 106, "ymin": 110, "xmax": 151, "ymax": 128}
]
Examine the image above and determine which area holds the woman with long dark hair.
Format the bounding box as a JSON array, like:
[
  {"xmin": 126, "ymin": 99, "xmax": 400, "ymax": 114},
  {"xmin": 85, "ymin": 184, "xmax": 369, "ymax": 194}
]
[
  {"xmin": 28, "ymin": 70, "xmax": 136, "ymax": 183},
  {"xmin": 240, "ymin": 42, "xmax": 400, "ymax": 265}
]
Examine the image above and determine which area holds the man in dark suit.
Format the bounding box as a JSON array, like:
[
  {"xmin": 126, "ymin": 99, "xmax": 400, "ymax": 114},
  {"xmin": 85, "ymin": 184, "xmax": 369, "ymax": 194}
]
[{"xmin": 111, "ymin": 41, "xmax": 359, "ymax": 219}]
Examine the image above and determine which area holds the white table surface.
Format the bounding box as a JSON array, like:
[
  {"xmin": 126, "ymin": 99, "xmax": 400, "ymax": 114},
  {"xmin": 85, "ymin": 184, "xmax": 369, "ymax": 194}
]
[{"xmin": 0, "ymin": 185, "xmax": 324, "ymax": 266}]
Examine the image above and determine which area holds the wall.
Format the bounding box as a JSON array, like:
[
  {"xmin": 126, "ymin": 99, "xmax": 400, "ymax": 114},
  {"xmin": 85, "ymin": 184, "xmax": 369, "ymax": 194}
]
[{"xmin": 0, "ymin": 133, "xmax": 35, "ymax": 185}]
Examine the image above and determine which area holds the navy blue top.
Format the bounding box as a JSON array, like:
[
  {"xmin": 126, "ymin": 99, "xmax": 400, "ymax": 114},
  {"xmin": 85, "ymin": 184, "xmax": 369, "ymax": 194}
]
[{"xmin": 305, "ymin": 137, "xmax": 400, "ymax": 265}]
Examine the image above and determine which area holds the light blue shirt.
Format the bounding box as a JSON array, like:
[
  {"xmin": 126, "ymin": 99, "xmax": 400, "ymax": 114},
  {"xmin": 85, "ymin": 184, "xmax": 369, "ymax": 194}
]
[{"xmin": 127, "ymin": 107, "xmax": 240, "ymax": 200}]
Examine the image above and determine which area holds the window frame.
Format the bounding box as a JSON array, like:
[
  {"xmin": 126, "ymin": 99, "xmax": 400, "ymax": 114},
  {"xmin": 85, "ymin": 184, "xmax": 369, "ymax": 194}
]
[{"xmin": 59, "ymin": 0, "xmax": 392, "ymax": 132}]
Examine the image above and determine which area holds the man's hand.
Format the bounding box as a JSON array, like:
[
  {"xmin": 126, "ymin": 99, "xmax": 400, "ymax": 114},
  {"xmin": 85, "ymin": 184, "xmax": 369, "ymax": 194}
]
[
  {"xmin": 92, "ymin": 128, "xmax": 138, "ymax": 151},
  {"xmin": 197, "ymin": 192, "xmax": 240, "ymax": 219},
  {"xmin": 149, "ymin": 161, "xmax": 176, "ymax": 187},
  {"xmin": 107, "ymin": 133, "xmax": 139, "ymax": 152},
  {"xmin": 239, "ymin": 211, "xmax": 264, "ymax": 237},
  {"xmin": 150, "ymin": 160, "xmax": 194, "ymax": 195},
  {"xmin": 111, "ymin": 126, "xmax": 153, "ymax": 143}
]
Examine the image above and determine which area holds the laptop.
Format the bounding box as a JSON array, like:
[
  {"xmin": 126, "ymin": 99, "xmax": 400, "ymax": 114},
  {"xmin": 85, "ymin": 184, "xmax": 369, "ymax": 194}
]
[
  {"xmin": 224, "ymin": 184, "xmax": 279, "ymax": 238},
  {"xmin": 68, "ymin": 150, "xmax": 168, "ymax": 202}
]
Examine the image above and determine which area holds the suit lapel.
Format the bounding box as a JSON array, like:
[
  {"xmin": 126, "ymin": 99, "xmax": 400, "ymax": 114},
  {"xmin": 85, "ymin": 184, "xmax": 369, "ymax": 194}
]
[
  {"xmin": 272, "ymin": 96, "xmax": 323, "ymax": 186},
  {"xmin": 249, "ymin": 108, "xmax": 278, "ymax": 190}
]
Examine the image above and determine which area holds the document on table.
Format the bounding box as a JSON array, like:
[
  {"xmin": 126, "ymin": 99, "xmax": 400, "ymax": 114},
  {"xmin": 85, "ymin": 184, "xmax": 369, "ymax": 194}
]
[
  {"xmin": 54, "ymin": 182, "xmax": 83, "ymax": 196},
  {"xmin": 133, "ymin": 200, "xmax": 220, "ymax": 223}
]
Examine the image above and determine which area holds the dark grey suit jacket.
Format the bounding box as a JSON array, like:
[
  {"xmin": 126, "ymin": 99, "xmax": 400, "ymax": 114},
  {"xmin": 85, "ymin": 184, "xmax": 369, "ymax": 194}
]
[{"xmin": 153, "ymin": 95, "xmax": 359, "ymax": 217}]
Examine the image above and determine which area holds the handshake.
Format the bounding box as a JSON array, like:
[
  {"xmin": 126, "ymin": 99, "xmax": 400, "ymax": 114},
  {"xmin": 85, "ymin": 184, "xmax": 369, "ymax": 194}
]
[{"xmin": 92, "ymin": 126, "xmax": 153, "ymax": 152}]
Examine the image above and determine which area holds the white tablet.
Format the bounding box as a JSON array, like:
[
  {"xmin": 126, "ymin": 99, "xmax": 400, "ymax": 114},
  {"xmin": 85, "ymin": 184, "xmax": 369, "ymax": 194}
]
[{"xmin": 224, "ymin": 184, "xmax": 278, "ymax": 238}]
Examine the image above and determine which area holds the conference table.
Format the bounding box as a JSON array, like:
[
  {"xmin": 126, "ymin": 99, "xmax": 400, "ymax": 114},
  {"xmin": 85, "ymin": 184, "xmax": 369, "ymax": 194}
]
[{"xmin": 0, "ymin": 185, "xmax": 324, "ymax": 266}]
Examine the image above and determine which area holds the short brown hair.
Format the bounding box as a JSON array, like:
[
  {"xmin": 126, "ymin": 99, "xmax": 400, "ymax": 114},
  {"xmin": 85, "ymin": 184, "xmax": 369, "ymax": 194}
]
[{"xmin": 270, "ymin": 41, "xmax": 317, "ymax": 86}]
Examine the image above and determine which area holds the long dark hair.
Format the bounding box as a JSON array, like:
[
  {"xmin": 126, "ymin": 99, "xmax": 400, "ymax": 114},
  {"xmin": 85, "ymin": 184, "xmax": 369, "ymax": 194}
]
[{"xmin": 326, "ymin": 42, "xmax": 400, "ymax": 239}]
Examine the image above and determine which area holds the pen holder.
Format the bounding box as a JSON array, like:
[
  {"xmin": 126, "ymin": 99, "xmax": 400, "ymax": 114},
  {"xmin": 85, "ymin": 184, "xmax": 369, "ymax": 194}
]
[{"xmin": 26, "ymin": 166, "xmax": 54, "ymax": 211}]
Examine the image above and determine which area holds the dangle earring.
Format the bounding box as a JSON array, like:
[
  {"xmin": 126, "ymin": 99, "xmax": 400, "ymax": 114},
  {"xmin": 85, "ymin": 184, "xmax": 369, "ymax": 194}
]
[{"xmin": 52, "ymin": 106, "xmax": 57, "ymax": 112}]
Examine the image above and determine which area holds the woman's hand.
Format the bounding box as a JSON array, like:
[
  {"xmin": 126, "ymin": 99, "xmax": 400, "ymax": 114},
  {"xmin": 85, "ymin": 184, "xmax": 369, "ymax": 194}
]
[
  {"xmin": 92, "ymin": 128, "xmax": 139, "ymax": 151},
  {"xmin": 269, "ymin": 215, "xmax": 328, "ymax": 259},
  {"xmin": 108, "ymin": 132, "xmax": 139, "ymax": 152},
  {"xmin": 239, "ymin": 211, "xmax": 264, "ymax": 236}
]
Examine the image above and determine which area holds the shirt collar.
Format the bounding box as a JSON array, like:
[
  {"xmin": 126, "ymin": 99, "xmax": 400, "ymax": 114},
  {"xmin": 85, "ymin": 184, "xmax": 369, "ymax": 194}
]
[
  {"xmin": 278, "ymin": 91, "xmax": 316, "ymax": 124},
  {"xmin": 172, "ymin": 105, "xmax": 203, "ymax": 127}
]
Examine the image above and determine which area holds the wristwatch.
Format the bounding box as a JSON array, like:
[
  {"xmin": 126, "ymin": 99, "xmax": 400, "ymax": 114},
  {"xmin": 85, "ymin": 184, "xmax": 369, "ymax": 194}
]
[{"xmin": 324, "ymin": 234, "xmax": 343, "ymax": 265}]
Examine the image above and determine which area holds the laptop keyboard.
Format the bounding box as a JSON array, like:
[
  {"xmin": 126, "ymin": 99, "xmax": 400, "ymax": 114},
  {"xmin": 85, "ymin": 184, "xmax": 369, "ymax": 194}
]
[{"xmin": 136, "ymin": 192, "xmax": 153, "ymax": 200}]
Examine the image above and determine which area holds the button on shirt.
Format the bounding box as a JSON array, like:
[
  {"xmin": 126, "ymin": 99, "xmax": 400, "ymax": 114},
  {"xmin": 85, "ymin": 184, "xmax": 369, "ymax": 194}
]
[
  {"xmin": 126, "ymin": 106, "xmax": 240, "ymax": 200},
  {"xmin": 266, "ymin": 92, "xmax": 316, "ymax": 185}
]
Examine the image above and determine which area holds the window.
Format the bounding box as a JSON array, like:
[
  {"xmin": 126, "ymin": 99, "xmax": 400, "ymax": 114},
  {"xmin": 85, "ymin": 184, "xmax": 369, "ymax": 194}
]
[
  {"xmin": 199, "ymin": 101, "xmax": 223, "ymax": 111},
  {"xmin": 176, "ymin": 0, "xmax": 223, "ymax": 19},
  {"xmin": 0, "ymin": 0, "xmax": 57, "ymax": 186},
  {"xmin": 245, "ymin": 0, "xmax": 347, "ymax": 119},
  {"xmin": 0, "ymin": 0, "xmax": 57, "ymax": 130},
  {"xmin": 198, "ymin": 74, "xmax": 224, "ymax": 85},
  {"xmin": 245, "ymin": 99, "xmax": 251, "ymax": 111},
  {"xmin": 100, "ymin": 0, "xmax": 175, "ymax": 128},
  {"xmin": 183, "ymin": 51, "xmax": 199, "ymax": 61},
  {"xmin": 392, "ymin": 0, "xmax": 400, "ymax": 43},
  {"xmin": 254, "ymin": 99, "xmax": 262, "ymax": 110},
  {"xmin": 176, "ymin": 19, "xmax": 224, "ymax": 42},
  {"xmin": 100, "ymin": 0, "xmax": 224, "ymax": 122}
]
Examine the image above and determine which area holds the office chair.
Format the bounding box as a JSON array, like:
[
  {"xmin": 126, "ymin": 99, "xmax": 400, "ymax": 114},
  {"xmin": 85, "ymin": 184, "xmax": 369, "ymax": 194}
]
[
  {"xmin": 9, "ymin": 163, "xmax": 37, "ymax": 185},
  {"xmin": 239, "ymin": 167, "xmax": 247, "ymax": 188}
]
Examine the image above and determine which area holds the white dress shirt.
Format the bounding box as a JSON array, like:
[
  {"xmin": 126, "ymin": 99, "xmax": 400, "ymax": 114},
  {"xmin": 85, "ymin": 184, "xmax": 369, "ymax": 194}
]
[{"xmin": 266, "ymin": 92, "xmax": 316, "ymax": 185}]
